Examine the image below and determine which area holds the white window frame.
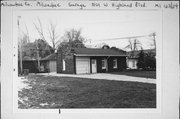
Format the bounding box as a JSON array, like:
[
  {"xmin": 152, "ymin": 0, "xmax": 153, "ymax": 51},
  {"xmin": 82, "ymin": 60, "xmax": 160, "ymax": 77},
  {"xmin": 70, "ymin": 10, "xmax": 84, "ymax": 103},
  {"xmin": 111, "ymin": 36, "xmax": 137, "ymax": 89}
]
[
  {"xmin": 113, "ymin": 59, "xmax": 117, "ymax": 68},
  {"xmin": 63, "ymin": 59, "xmax": 66, "ymax": 71},
  {"xmin": 102, "ymin": 59, "xmax": 107, "ymax": 69}
]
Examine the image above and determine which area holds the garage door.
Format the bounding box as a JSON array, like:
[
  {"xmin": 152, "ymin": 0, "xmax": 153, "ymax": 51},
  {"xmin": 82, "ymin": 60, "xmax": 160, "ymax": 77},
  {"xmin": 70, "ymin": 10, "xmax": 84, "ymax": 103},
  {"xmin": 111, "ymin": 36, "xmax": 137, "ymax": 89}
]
[
  {"xmin": 49, "ymin": 61, "xmax": 57, "ymax": 72},
  {"xmin": 76, "ymin": 59, "xmax": 90, "ymax": 74}
]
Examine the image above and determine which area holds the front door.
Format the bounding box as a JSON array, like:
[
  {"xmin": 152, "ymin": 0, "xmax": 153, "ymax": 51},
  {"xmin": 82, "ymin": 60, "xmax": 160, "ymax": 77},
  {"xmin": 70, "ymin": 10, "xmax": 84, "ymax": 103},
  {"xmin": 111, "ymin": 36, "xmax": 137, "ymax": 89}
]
[{"xmin": 91, "ymin": 59, "xmax": 97, "ymax": 73}]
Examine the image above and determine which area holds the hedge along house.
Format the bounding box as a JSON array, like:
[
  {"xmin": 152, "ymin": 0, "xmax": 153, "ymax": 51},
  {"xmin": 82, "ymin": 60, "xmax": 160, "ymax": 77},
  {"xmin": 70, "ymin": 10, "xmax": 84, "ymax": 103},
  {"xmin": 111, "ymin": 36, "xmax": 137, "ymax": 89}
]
[{"xmin": 57, "ymin": 47, "xmax": 127, "ymax": 74}]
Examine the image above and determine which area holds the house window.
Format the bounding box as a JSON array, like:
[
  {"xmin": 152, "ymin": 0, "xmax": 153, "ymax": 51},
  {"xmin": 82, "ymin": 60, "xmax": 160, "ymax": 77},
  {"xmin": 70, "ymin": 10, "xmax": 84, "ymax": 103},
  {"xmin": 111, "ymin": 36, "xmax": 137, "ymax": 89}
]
[
  {"xmin": 113, "ymin": 59, "xmax": 117, "ymax": 68},
  {"xmin": 63, "ymin": 59, "xmax": 66, "ymax": 71},
  {"xmin": 102, "ymin": 59, "xmax": 107, "ymax": 69}
]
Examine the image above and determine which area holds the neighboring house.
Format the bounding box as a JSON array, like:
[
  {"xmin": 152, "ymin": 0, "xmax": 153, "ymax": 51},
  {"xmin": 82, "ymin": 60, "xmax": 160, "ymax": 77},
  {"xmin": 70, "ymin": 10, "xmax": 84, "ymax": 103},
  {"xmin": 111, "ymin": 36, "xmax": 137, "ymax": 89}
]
[
  {"xmin": 126, "ymin": 49, "xmax": 156, "ymax": 69},
  {"xmin": 41, "ymin": 53, "xmax": 57, "ymax": 72},
  {"xmin": 19, "ymin": 53, "xmax": 57, "ymax": 74},
  {"xmin": 126, "ymin": 57, "xmax": 138, "ymax": 69},
  {"xmin": 126, "ymin": 50, "xmax": 138, "ymax": 69},
  {"xmin": 19, "ymin": 57, "xmax": 39, "ymax": 73},
  {"xmin": 57, "ymin": 47, "xmax": 127, "ymax": 74}
]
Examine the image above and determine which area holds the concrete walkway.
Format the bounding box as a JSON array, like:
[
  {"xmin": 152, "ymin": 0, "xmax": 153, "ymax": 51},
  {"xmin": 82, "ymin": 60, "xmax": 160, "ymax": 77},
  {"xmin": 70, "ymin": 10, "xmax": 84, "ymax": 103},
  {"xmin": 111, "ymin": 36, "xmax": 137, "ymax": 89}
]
[{"xmin": 39, "ymin": 72, "xmax": 156, "ymax": 84}]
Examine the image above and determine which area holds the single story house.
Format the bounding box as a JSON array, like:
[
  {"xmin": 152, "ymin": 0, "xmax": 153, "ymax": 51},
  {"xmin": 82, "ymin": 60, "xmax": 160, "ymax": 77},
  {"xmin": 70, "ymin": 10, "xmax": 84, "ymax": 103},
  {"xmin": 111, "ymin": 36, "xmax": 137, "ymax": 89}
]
[
  {"xmin": 40, "ymin": 53, "xmax": 57, "ymax": 73},
  {"xmin": 57, "ymin": 47, "xmax": 127, "ymax": 74}
]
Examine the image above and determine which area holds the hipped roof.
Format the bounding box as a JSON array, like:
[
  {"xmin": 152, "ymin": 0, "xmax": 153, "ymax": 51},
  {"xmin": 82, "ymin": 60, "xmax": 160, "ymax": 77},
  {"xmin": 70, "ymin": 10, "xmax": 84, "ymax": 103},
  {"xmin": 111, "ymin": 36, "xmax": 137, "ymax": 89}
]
[{"xmin": 72, "ymin": 48, "xmax": 127, "ymax": 56}]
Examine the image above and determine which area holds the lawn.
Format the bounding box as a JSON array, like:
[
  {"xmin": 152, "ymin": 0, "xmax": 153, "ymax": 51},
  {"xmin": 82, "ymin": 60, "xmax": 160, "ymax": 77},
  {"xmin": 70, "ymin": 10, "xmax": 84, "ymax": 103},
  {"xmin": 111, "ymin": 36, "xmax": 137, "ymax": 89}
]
[
  {"xmin": 18, "ymin": 75, "xmax": 156, "ymax": 109},
  {"xmin": 110, "ymin": 70, "xmax": 156, "ymax": 79}
]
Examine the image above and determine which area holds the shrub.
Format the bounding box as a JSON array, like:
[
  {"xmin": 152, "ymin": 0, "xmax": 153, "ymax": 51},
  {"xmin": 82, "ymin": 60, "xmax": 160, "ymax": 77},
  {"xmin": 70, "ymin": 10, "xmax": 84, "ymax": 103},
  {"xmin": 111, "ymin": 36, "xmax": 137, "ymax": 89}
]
[{"xmin": 137, "ymin": 50, "xmax": 156, "ymax": 70}]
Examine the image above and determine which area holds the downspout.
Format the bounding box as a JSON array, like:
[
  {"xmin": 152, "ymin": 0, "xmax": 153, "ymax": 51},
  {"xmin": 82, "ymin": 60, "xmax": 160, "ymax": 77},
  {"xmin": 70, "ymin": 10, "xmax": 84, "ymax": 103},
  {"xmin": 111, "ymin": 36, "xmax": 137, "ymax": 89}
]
[
  {"xmin": 73, "ymin": 54, "xmax": 76, "ymax": 74},
  {"xmin": 106, "ymin": 56, "xmax": 111, "ymax": 72}
]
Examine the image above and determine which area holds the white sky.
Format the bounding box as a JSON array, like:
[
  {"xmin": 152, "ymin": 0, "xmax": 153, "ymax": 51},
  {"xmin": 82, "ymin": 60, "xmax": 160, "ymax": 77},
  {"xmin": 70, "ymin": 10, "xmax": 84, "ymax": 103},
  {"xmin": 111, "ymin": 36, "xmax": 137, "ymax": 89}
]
[{"xmin": 18, "ymin": 10, "xmax": 161, "ymax": 50}]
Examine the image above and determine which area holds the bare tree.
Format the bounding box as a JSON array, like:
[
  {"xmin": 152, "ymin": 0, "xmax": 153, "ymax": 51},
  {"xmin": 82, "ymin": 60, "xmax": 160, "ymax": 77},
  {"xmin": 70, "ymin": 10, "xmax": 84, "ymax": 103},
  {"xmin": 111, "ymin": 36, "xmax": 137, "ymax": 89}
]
[
  {"xmin": 33, "ymin": 17, "xmax": 52, "ymax": 55},
  {"xmin": 48, "ymin": 21, "xmax": 61, "ymax": 51},
  {"xmin": 124, "ymin": 38, "xmax": 142, "ymax": 58},
  {"xmin": 25, "ymin": 24, "xmax": 30, "ymax": 43},
  {"xmin": 124, "ymin": 38, "xmax": 142, "ymax": 51},
  {"xmin": 33, "ymin": 18, "xmax": 51, "ymax": 72},
  {"xmin": 133, "ymin": 39, "xmax": 142, "ymax": 51},
  {"xmin": 35, "ymin": 39, "xmax": 41, "ymax": 71},
  {"xmin": 149, "ymin": 32, "xmax": 156, "ymax": 50},
  {"xmin": 33, "ymin": 17, "xmax": 46, "ymax": 41},
  {"xmin": 124, "ymin": 39, "xmax": 133, "ymax": 51}
]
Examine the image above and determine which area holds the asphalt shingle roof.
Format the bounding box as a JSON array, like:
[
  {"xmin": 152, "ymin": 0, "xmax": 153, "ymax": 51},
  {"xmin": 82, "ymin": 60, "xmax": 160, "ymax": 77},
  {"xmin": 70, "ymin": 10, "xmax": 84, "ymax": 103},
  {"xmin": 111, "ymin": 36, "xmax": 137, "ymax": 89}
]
[
  {"xmin": 73, "ymin": 48, "xmax": 127, "ymax": 56},
  {"xmin": 22, "ymin": 56, "xmax": 37, "ymax": 61},
  {"xmin": 41, "ymin": 53, "xmax": 57, "ymax": 61}
]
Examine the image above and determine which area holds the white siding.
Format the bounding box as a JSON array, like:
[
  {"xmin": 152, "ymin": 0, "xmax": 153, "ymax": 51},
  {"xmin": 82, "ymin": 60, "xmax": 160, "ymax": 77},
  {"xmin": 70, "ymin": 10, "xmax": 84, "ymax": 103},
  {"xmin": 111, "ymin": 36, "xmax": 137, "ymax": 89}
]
[
  {"xmin": 127, "ymin": 59, "xmax": 138, "ymax": 69},
  {"xmin": 63, "ymin": 59, "xmax": 65, "ymax": 71}
]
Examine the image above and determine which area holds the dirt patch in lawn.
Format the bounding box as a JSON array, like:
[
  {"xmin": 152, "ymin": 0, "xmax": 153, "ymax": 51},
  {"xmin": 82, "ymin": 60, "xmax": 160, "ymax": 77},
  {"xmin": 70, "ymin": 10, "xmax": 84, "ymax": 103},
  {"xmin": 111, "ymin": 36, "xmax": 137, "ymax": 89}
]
[{"xmin": 18, "ymin": 74, "xmax": 156, "ymax": 109}]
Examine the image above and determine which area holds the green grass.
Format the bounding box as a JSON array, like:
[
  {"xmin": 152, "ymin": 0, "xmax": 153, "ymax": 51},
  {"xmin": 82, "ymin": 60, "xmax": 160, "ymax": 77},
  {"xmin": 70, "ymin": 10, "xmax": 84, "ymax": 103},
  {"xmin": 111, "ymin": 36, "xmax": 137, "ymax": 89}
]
[
  {"xmin": 110, "ymin": 70, "xmax": 156, "ymax": 79},
  {"xmin": 18, "ymin": 75, "xmax": 156, "ymax": 109}
]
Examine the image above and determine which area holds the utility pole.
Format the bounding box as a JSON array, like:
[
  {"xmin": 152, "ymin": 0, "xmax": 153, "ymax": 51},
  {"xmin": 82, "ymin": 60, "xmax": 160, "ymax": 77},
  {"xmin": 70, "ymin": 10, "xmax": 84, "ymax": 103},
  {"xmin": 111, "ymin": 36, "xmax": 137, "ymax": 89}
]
[
  {"xmin": 18, "ymin": 16, "xmax": 23, "ymax": 75},
  {"xmin": 152, "ymin": 32, "xmax": 156, "ymax": 50}
]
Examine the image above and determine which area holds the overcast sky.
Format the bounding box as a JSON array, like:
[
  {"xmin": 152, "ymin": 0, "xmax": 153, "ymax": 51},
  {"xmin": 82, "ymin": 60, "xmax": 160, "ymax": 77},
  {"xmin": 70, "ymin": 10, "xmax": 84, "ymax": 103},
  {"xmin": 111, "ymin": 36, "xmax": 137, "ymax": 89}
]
[{"xmin": 17, "ymin": 10, "xmax": 161, "ymax": 50}]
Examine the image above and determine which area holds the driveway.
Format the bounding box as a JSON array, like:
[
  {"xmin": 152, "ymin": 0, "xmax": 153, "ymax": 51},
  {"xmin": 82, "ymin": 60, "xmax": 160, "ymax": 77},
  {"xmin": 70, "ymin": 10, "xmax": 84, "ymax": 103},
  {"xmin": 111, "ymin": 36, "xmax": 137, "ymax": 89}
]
[{"xmin": 39, "ymin": 72, "xmax": 156, "ymax": 84}]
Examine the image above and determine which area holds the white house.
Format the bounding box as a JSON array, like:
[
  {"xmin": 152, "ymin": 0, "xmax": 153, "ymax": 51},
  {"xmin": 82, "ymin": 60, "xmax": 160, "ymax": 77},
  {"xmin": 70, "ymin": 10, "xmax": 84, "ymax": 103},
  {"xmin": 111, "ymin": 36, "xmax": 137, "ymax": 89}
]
[
  {"xmin": 126, "ymin": 49, "xmax": 156, "ymax": 69},
  {"xmin": 126, "ymin": 57, "xmax": 138, "ymax": 69}
]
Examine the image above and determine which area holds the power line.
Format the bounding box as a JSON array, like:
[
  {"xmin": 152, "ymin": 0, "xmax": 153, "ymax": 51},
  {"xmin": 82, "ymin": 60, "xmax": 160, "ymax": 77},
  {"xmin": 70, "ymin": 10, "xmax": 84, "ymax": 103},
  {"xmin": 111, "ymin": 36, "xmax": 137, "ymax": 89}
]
[{"xmin": 99, "ymin": 34, "xmax": 151, "ymax": 41}]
